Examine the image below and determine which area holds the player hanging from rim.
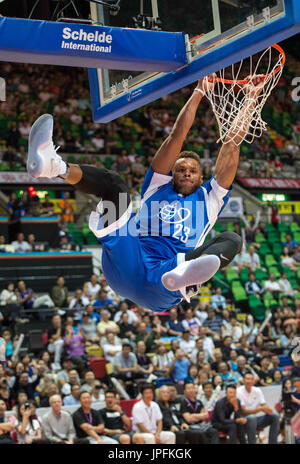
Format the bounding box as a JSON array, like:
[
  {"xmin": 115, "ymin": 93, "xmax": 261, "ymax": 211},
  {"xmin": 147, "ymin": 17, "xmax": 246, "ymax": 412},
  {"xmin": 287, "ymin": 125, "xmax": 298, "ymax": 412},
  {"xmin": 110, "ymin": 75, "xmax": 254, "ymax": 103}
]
[{"xmin": 26, "ymin": 74, "xmax": 264, "ymax": 312}]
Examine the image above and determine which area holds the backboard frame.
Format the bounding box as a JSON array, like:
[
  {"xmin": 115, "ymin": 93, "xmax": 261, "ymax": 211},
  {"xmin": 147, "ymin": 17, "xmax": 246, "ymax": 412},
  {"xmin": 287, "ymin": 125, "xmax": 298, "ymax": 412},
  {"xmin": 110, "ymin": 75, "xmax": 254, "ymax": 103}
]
[{"xmin": 89, "ymin": 0, "xmax": 300, "ymax": 122}]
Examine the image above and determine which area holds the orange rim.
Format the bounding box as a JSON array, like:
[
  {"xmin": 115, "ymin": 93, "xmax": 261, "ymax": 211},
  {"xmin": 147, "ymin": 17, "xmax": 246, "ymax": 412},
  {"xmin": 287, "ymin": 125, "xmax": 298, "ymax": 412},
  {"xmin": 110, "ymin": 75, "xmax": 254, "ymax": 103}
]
[{"xmin": 209, "ymin": 44, "xmax": 286, "ymax": 85}]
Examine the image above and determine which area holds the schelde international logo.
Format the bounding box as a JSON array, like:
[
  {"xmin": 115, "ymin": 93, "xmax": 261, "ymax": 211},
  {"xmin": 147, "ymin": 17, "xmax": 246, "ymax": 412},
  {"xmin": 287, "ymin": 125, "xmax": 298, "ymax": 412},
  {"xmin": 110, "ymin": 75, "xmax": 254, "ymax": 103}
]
[{"xmin": 61, "ymin": 27, "xmax": 113, "ymax": 53}]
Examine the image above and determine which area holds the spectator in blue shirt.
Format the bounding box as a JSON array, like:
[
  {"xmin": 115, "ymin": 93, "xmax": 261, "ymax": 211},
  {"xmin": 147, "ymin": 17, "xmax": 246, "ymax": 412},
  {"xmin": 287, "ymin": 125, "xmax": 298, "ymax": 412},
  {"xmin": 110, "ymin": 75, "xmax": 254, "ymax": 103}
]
[
  {"xmin": 283, "ymin": 234, "xmax": 298, "ymax": 253},
  {"xmin": 93, "ymin": 290, "xmax": 114, "ymax": 312},
  {"xmin": 84, "ymin": 304, "xmax": 101, "ymax": 324},
  {"xmin": 168, "ymin": 349, "xmax": 190, "ymax": 383},
  {"xmin": 166, "ymin": 308, "xmax": 184, "ymax": 337},
  {"xmin": 211, "ymin": 288, "xmax": 227, "ymax": 311},
  {"xmin": 63, "ymin": 383, "xmax": 81, "ymax": 406}
]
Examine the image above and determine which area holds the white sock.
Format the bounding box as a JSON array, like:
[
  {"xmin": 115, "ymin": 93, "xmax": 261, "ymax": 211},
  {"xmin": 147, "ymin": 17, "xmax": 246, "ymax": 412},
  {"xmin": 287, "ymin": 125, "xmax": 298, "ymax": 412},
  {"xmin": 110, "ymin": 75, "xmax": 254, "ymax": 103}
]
[
  {"xmin": 161, "ymin": 254, "xmax": 220, "ymax": 292},
  {"xmin": 57, "ymin": 160, "xmax": 69, "ymax": 178}
]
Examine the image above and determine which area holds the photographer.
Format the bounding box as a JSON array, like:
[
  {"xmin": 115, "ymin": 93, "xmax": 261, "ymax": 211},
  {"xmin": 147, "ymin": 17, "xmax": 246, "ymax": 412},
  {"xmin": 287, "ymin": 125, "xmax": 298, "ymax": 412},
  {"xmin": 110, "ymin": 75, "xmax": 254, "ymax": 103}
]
[
  {"xmin": 280, "ymin": 378, "xmax": 300, "ymax": 443},
  {"xmin": 291, "ymin": 378, "xmax": 300, "ymax": 411},
  {"xmin": 16, "ymin": 401, "xmax": 42, "ymax": 444}
]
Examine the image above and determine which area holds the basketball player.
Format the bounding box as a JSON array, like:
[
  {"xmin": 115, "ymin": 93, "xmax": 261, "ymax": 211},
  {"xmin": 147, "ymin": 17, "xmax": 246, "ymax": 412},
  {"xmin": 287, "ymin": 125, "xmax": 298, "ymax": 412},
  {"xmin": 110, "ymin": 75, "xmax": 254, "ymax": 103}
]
[{"xmin": 27, "ymin": 75, "xmax": 263, "ymax": 312}]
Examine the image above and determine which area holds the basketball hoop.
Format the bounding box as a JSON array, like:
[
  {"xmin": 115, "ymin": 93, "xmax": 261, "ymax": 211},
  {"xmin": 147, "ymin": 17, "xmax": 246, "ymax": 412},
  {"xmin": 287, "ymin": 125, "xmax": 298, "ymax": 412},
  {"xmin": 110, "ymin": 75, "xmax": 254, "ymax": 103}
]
[{"xmin": 203, "ymin": 44, "xmax": 285, "ymax": 146}]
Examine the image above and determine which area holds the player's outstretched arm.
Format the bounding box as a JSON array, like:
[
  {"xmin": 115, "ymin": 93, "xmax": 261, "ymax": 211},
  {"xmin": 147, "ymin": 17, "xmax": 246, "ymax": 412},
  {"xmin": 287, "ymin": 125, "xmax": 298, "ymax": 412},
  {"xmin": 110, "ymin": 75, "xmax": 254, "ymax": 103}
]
[
  {"xmin": 151, "ymin": 77, "xmax": 215, "ymax": 175},
  {"xmin": 213, "ymin": 75, "xmax": 264, "ymax": 190}
]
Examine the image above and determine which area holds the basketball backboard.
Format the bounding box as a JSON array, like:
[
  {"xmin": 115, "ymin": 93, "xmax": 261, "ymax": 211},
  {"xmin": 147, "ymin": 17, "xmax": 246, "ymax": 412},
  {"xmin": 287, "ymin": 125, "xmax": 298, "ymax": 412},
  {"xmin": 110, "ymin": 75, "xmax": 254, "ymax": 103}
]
[{"xmin": 88, "ymin": 0, "xmax": 300, "ymax": 122}]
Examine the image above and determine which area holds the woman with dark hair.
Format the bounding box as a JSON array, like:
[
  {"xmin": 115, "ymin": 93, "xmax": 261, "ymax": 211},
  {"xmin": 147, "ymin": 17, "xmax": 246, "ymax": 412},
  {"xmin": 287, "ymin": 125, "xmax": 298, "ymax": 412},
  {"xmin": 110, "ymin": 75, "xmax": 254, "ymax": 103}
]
[
  {"xmin": 271, "ymin": 318, "xmax": 284, "ymax": 344},
  {"xmin": 184, "ymin": 364, "xmax": 199, "ymax": 384},
  {"xmin": 16, "ymin": 400, "xmax": 42, "ymax": 444},
  {"xmin": 167, "ymin": 339, "xmax": 180, "ymax": 362},
  {"xmin": 280, "ymin": 324, "xmax": 295, "ymax": 355},
  {"xmin": 271, "ymin": 369, "xmax": 283, "ymax": 386},
  {"xmin": 40, "ymin": 350, "xmax": 52, "ymax": 372}
]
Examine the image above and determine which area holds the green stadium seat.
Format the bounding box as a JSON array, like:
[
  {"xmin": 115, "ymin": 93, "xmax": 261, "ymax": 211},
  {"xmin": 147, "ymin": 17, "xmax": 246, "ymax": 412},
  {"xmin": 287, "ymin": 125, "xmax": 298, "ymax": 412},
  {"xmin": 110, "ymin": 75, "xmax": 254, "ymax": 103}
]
[
  {"xmin": 255, "ymin": 268, "xmax": 268, "ymax": 281},
  {"xmin": 258, "ymin": 243, "xmax": 271, "ymax": 258},
  {"xmin": 272, "ymin": 242, "xmax": 283, "ymax": 259},
  {"xmin": 293, "ymin": 292, "xmax": 300, "ymax": 300},
  {"xmin": 85, "ymin": 231, "xmax": 99, "ymax": 245},
  {"xmin": 278, "ymin": 223, "xmax": 289, "ymax": 233},
  {"xmin": 265, "ymin": 223, "xmax": 276, "ymax": 232},
  {"xmin": 240, "ymin": 268, "xmax": 249, "ymax": 285},
  {"xmin": 267, "ymin": 231, "xmax": 280, "ymax": 242},
  {"xmin": 251, "ymin": 304, "xmax": 267, "ymax": 321},
  {"xmin": 264, "ymin": 293, "xmax": 277, "ymax": 308},
  {"xmin": 290, "ymin": 279, "xmax": 299, "ymax": 290},
  {"xmin": 232, "ymin": 286, "xmax": 248, "ymax": 302},
  {"xmin": 226, "ymin": 269, "xmax": 240, "ymax": 283},
  {"xmin": 265, "ymin": 254, "xmax": 278, "ymax": 267},
  {"xmin": 255, "ymin": 233, "xmax": 266, "ymax": 243},
  {"xmin": 290, "ymin": 222, "xmax": 300, "ymax": 232},
  {"xmin": 293, "ymin": 232, "xmax": 300, "ymax": 242},
  {"xmin": 267, "ymin": 266, "xmax": 281, "ymax": 279}
]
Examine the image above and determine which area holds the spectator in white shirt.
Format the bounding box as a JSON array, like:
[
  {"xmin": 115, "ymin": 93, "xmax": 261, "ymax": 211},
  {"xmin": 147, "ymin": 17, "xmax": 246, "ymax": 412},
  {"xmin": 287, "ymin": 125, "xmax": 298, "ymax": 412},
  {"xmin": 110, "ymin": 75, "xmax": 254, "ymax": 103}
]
[
  {"xmin": 195, "ymin": 302, "xmax": 208, "ymax": 325},
  {"xmin": 211, "ymin": 288, "xmax": 226, "ymax": 311},
  {"xmin": 248, "ymin": 246, "xmax": 261, "ymax": 271},
  {"xmin": 281, "ymin": 247, "xmax": 300, "ymax": 272},
  {"xmin": 230, "ymin": 250, "xmax": 251, "ymax": 272},
  {"xmin": 179, "ymin": 331, "xmax": 196, "ymax": 356},
  {"xmin": 278, "ymin": 272, "xmax": 295, "ymax": 296},
  {"xmin": 84, "ymin": 274, "xmax": 100, "ymax": 301},
  {"xmin": 11, "ymin": 232, "xmax": 31, "ymax": 253},
  {"xmin": 68, "ymin": 289, "xmax": 90, "ymax": 321},
  {"xmin": 132, "ymin": 384, "xmax": 175, "ymax": 444},
  {"xmin": 223, "ymin": 315, "xmax": 243, "ymax": 344},
  {"xmin": 236, "ymin": 372, "xmax": 280, "ymax": 444},
  {"xmin": 114, "ymin": 301, "xmax": 138, "ymax": 325},
  {"xmin": 0, "ymin": 283, "xmax": 18, "ymax": 306},
  {"xmin": 264, "ymin": 274, "xmax": 281, "ymax": 298},
  {"xmin": 101, "ymin": 332, "xmax": 122, "ymax": 363}
]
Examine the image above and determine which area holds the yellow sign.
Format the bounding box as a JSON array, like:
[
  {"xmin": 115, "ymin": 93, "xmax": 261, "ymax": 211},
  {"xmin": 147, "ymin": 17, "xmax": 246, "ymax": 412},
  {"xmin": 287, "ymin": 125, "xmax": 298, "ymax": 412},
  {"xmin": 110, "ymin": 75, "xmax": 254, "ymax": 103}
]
[{"xmin": 278, "ymin": 202, "xmax": 300, "ymax": 214}]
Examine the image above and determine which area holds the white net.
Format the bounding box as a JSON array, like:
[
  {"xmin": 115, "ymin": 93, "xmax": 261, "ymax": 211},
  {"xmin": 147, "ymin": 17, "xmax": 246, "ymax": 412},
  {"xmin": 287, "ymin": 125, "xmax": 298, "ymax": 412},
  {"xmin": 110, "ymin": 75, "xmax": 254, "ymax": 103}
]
[{"xmin": 204, "ymin": 45, "xmax": 285, "ymax": 146}]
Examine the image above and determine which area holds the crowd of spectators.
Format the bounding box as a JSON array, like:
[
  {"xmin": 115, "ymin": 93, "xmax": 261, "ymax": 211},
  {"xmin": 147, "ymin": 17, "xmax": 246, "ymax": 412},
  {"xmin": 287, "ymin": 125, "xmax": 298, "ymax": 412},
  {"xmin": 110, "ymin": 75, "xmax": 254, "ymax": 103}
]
[
  {"xmin": 0, "ymin": 43, "xmax": 299, "ymax": 445},
  {"xmin": 0, "ymin": 266, "xmax": 300, "ymax": 444},
  {"xmin": 0, "ymin": 59, "xmax": 299, "ymax": 190}
]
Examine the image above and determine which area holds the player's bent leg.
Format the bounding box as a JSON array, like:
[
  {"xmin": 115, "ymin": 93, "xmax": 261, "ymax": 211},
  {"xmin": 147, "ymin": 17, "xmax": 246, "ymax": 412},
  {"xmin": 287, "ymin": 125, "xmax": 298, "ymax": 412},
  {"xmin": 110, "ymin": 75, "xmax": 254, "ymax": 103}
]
[
  {"xmin": 161, "ymin": 231, "xmax": 242, "ymax": 302},
  {"xmin": 161, "ymin": 254, "xmax": 220, "ymax": 293},
  {"xmin": 27, "ymin": 114, "xmax": 131, "ymax": 229},
  {"xmin": 185, "ymin": 231, "xmax": 242, "ymax": 268}
]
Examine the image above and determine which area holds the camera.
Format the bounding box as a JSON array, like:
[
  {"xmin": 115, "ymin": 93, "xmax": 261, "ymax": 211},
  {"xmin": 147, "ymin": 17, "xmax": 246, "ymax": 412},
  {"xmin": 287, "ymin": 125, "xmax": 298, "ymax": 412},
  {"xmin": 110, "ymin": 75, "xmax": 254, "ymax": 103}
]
[
  {"xmin": 282, "ymin": 387, "xmax": 297, "ymax": 418},
  {"xmin": 24, "ymin": 402, "xmax": 30, "ymax": 410}
]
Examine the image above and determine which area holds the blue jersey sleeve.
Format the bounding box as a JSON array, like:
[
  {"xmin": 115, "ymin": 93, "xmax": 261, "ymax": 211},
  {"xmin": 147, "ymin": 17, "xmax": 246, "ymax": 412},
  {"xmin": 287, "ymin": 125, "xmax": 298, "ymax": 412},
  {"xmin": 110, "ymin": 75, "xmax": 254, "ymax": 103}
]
[
  {"xmin": 201, "ymin": 176, "xmax": 233, "ymax": 222},
  {"xmin": 141, "ymin": 166, "xmax": 172, "ymax": 200}
]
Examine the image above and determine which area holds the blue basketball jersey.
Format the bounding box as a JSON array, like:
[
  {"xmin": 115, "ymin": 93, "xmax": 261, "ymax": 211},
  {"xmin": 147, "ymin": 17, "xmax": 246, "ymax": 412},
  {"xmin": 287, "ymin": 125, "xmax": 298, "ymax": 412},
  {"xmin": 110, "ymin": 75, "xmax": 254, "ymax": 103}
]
[
  {"xmin": 88, "ymin": 166, "xmax": 232, "ymax": 312},
  {"xmin": 135, "ymin": 167, "xmax": 232, "ymax": 260}
]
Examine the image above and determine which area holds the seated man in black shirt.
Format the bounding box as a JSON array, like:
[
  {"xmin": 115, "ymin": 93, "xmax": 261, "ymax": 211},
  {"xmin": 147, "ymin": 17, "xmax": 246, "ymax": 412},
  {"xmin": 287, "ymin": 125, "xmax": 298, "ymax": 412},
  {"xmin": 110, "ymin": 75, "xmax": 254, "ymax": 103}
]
[
  {"xmin": 158, "ymin": 385, "xmax": 205, "ymax": 444},
  {"xmin": 180, "ymin": 382, "xmax": 219, "ymax": 444},
  {"xmin": 256, "ymin": 357, "xmax": 273, "ymax": 387},
  {"xmin": 72, "ymin": 392, "xmax": 118, "ymax": 444},
  {"xmin": 211, "ymin": 384, "xmax": 247, "ymax": 444},
  {"xmin": 100, "ymin": 390, "xmax": 144, "ymax": 444}
]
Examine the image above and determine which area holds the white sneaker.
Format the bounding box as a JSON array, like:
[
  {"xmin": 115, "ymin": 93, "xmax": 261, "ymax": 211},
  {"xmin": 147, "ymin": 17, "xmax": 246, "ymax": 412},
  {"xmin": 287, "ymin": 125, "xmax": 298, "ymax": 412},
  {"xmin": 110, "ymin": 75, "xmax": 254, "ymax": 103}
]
[{"xmin": 27, "ymin": 114, "xmax": 67, "ymax": 178}]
